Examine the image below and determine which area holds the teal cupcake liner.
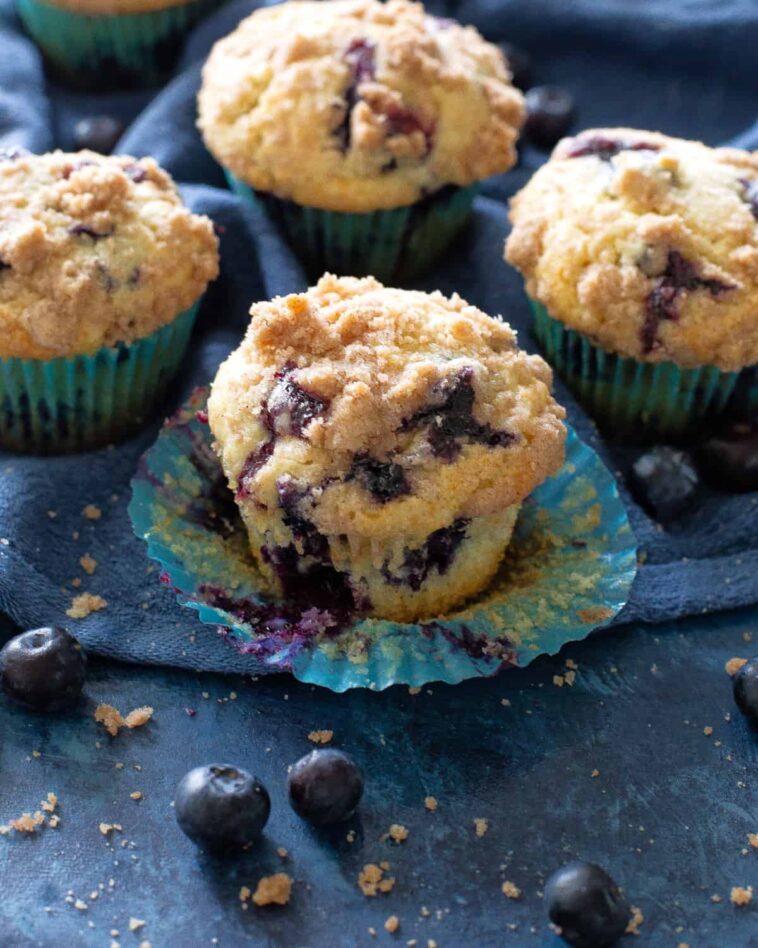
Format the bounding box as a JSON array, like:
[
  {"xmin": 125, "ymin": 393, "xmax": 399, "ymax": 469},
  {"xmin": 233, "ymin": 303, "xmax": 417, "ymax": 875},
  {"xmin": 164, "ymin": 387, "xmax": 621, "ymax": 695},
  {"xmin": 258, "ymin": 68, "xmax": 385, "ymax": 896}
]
[
  {"xmin": 530, "ymin": 299, "xmax": 757, "ymax": 440},
  {"xmin": 129, "ymin": 388, "xmax": 638, "ymax": 692},
  {"xmin": 225, "ymin": 171, "xmax": 478, "ymax": 283},
  {"xmin": 0, "ymin": 302, "xmax": 199, "ymax": 454},
  {"xmin": 16, "ymin": 0, "xmax": 221, "ymax": 87}
]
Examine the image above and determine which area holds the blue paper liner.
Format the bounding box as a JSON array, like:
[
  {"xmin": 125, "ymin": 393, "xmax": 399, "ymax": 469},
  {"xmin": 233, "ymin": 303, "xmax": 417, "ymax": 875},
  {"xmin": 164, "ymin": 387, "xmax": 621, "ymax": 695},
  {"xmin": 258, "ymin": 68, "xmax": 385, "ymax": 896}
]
[
  {"xmin": 129, "ymin": 389, "xmax": 638, "ymax": 692},
  {"xmin": 225, "ymin": 171, "xmax": 478, "ymax": 283}
]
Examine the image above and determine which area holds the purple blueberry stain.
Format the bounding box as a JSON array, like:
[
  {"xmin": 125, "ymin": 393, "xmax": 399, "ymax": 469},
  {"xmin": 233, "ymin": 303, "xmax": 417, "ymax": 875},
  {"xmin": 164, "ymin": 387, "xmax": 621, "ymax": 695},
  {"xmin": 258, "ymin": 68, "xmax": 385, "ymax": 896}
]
[
  {"xmin": 348, "ymin": 453, "xmax": 410, "ymax": 503},
  {"xmin": 564, "ymin": 135, "xmax": 661, "ymax": 161},
  {"xmin": 401, "ymin": 367, "xmax": 515, "ymax": 461},
  {"xmin": 421, "ymin": 621, "xmax": 518, "ymax": 669},
  {"xmin": 641, "ymin": 250, "xmax": 734, "ymax": 353},
  {"xmin": 382, "ymin": 519, "xmax": 469, "ymax": 591}
]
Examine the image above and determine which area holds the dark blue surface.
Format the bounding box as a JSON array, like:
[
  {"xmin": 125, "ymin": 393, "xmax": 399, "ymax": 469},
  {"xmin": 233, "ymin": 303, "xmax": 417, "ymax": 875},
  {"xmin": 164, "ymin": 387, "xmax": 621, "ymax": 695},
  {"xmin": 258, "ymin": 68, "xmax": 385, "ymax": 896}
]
[{"xmin": 0, "ymin": 1, "xmax": 757, "ymax": 943}]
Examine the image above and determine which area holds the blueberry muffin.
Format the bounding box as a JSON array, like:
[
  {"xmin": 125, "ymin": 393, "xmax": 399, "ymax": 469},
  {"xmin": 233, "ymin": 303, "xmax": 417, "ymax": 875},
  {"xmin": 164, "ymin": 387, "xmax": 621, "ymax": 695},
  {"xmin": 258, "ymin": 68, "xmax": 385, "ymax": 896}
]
[
  {"xmin": 208, "ymin": 275, "xmax": 566, "ymax": 622},
  {"xmin": 198, "ymin": 0, "xmax": 524, "ymax": 282},
  {"xmin": 0, "ymin": 148, "xmax": 219, "ymax": 452},
  {"xmin": 506, "ymin": 128, "xmax": 758, "ymax": 437},
  {"xmin": 16, "ymin": 0, "xmax": 222, "ymax": 88}
]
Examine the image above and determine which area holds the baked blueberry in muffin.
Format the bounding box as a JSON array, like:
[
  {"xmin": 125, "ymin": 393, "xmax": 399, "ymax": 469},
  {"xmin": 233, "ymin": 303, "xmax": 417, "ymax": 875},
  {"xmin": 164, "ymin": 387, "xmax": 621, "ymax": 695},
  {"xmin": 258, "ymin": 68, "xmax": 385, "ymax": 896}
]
[{"xmin": 208, "ymin": 275, "xmax": 566, "ymax": 622}]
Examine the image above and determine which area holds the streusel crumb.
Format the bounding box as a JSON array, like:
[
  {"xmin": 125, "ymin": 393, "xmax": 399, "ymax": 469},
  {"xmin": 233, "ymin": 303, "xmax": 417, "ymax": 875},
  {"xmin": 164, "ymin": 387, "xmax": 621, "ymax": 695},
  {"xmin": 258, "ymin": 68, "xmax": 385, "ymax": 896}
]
[
  {"xmin": 251, "ymin": 873, "xmax": 292, "ymax": 906},
  {"xmin": 66, "ymin": 592, "xmax": 107, "ymax": 619},
  {"xmin": 94, "ymin": 704, "xmax": 153, "ymax": 737},
  {"xmin": 730, "ymin": 886, "xmax": 753, "ymax": 907}
]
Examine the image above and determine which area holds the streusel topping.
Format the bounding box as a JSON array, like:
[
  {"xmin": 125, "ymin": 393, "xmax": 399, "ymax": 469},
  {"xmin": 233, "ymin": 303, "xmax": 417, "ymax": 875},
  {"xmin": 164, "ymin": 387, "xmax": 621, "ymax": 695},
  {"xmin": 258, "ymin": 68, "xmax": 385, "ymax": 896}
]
[
  {"xmin": 0, "ymin": 149, "xmax": 219, "ymax": 360},
  {"xmin": 198, "ymin": 0, "xmax": 524, "ymax": 212},
  {"xmin": 208, "ymin": 275, "xmax": 565, "ymax": 541},
  {"xmin": 506, "ymin": 128, "xmax": 758, "ymax": 371}
]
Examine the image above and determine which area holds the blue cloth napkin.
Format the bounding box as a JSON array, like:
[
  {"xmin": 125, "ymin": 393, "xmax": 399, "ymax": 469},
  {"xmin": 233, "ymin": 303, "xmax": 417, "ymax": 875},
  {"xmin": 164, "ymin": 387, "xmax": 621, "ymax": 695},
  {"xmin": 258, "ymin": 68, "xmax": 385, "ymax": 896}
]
[{"xmin": 0, "ymin": 0, "xmax": 757, "ymax": 673}]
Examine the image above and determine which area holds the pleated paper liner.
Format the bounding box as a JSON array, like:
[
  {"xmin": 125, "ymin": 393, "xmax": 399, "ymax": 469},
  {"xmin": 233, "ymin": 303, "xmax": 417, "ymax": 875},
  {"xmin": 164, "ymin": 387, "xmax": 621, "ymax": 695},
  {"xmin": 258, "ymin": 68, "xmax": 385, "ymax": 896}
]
[
  {"xmin": 0, "ymin": 302, "xmax": 199, "ymax": 454},
  {"xmin": 225, "ymin": 171, "xmax": 477, "ymax": 283},
  {"xmin": 530, "ymin": 299, "xmax": 757, "ymax": 440},
  {"xmin": 129, "ymin": 389, "xmax": 638, "ymax": 692}
]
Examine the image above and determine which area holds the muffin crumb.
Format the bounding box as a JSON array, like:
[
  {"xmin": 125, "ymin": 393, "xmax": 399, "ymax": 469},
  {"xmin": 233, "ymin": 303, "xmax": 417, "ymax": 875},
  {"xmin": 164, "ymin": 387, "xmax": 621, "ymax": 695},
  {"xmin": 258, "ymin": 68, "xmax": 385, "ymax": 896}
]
[
  {"xmin": 730, "ymin": 886, "xmax": 753, "ymax": 907},
  {"xmin": 726, "ymin": 657, "xmax": 748, "ymax": 676},
  {"xmin": 501, "ymin": 881, "xmax": 521, "ymax": 900},
  {"xmin": 424, "ymin": 796, "xmax": 438, "ymax": 812},
  {"xmin": 626, "ymin": 906, "xmax": 644, "ymax": 935},
  {"xmin": 307, "ymin": 730, "xmax": 334, "ymax": 745},
  {"xmin": 94, "ymin": 704, "xmax": 153, "ymax": 737},
  {"xmin": 251, "ymin": 873, "xmax": 292, "ymax": 907},
  {"xmin": 66, "ymin": 592, "xmax": 107, "ymax": 619},
  {"xmin": 358, "ymin": 863, "xmax": 395, "ymax": 896},
  {"xmin": 384, "ymin": 915, "xmax": 400, "ymax": 934},
  {"xmin": 474, "ymin": 818, "xmax": 488, "ymax": 837}
]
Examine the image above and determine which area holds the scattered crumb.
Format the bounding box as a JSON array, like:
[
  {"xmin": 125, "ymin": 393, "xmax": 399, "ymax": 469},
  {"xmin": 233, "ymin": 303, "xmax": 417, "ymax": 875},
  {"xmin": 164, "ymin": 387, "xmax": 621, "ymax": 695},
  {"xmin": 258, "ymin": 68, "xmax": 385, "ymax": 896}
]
[
  {"xmin": 474, "ymin": 818, "xmax": 488, "ymax": 838},
  {"xmin": 128, "ymin": 919, "xmax": 145, "ymax": 932},
  {"xmin": 726, "ymin": 657, "xmax": 748, "ymax": 676},
  {"xmin": 250, "ymin": 873, "xmax": 292, "ymax": 907},
  {"xmin": 388, "ymin": 824, "xmax": 409, "ymax": 843},
  {"xmin": 99, "ymin": 823, "xmax": 122, "ymax": 836},
  {"xmin": 0, "ymin": 793, "xmax": 58, "ymax": 836},
  {"xmin": 552, "ymin": 675, "xmax": 565, "ymax": 688},
  {"xmin": 501, "ymin": 881, "xmax": 521, "ymax": 900},
  {"xmin": 703, "ymin": 725, "xmax": 713, "ymax": 736},
  {"xmin": 82, "ymin": 504, "xmax": 102, "ymax": 520},
  {"xmin": 710, "ymin": 894, "xmax": 723, "ymax": 903},
  {"xmin": 79, "ymin": 554, "xmax": 97, "ymax": 575},
  {"xmin": 41, "ymin": 793, "xmax": 57, "ymax": 813},
  {"xmin": 130, "ymin": 792, "xmax": 142, "ymax": 801},
  {"xmin": 730, "ymin": 886, "xmax": 753, "ymax": 907},
  {"xmin": 626, "ymin": 906, "xmax": 644, "ymax": 935},
  {"xmin": 358, "ymin": 863, "xmax": 395, "ymax": 896},
  {"xmin": 66, "ymin": 593, "xmax": 107, "ymax": 619},
  {"xmin": 384, "ymin": 915, "xmax": 400, "ymax": 934},
  {"xmin": 747, "ymin": 833, "xmax": 758, "ymax": 849},
  {"xmin": 74, "ymin": 899, "xmax": 88, "ymax": 912},
  {"xmin": 500, "ymin": 698, "xmax": 511, "ymax": 706},
  {"xmin": 565, "ymin": 659, "xmax": 578, "ymax": 670},
  {"xmin": 564, "ymin": 669, "xmax": 576, "ymax": 686},
  {"xmin": 94, "ymin": 704, "xmax": 153, "ymax": 737},
  {"xmin": 277, "ymin": 847, "xmax": 288, "ymax": 859},
  {"xmin": 307, "ymin": 730, "xmax": 334, "ymax": 745},
  {"xmin": 71, "ymin": 578, "xmax": 82, "ymax": 588},
  {"xmin": 346, "ymin": 830, "xmax": 356, "ymax": 843},
  {"xmin": 591, "ymin": 769, "xmax": 600, "ymax": 778},
  {"xmin": 408, "ymin": 687, "xmax": 421, "ymax": 696},
  {"xmin": 424, "ymin": 796, "xmax": 438, "ymax": 812}
]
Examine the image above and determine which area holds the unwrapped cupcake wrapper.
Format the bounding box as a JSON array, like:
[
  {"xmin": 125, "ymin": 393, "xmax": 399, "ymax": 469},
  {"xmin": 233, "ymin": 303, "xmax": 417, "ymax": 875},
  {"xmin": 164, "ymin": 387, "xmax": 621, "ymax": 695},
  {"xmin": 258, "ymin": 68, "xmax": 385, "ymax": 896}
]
[
  {"xmin": 0, "ymin": 301, "xmax": 199, "ymax": 454},
  {"xmin": 225, "ymin": 171, "xmax": 477, "ymax": 283},
  {"xmin": 530, "ymin": 299, "xmax": 756, "ymax": 440},
  {"xmin": 16, "ymin": 0, "xmax": 220, "ymax": 86}
]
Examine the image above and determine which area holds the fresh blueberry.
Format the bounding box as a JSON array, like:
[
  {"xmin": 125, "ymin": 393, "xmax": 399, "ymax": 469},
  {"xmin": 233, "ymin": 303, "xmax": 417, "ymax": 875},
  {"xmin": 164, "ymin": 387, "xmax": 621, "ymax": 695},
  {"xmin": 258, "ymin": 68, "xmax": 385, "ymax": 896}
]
[
  {"xmin": 175, "ymin": 764, "xmax": 270, "ymax": 853},
  {"xmin": 630, "ymin": 447, "xmax": 699, "ymax": 523},
  {"xmin": 0, "ymin": 627, "xmax": 86, "ymax": 711},
  {"xmin": 73, "ymin": 116, "xmax": 124, "ymax": 155},
  {"xmin": 498, "ymin": 41, "xmax": 532, "ymax": 91},
  {"xmin": 287, "ymin": 749, "xmax": 364, "ymax": 825},
  {"xmin": 545, "ymin": 862, "xmax": 630, "ymax": 948},
  {"xmin": 733, "ymin": 656, "xmax": 758, "ymax": 722},
  {"xmin": 523, "ymin": 86, "xmax": 575, "ymax": 150},
  {"xmin": 696, "ymin": 422, "xmax": 758, "ymax": 493}
]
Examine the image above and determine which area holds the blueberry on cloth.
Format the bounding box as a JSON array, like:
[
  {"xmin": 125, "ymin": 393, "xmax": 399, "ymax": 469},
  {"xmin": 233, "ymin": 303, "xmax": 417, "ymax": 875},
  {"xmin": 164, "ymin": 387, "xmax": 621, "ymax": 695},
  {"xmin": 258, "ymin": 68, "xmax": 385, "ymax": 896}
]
[
  {"xmin": 733, "ymin": 656, "xmax": 758, "ymax": 723},
  {"xmin": 287, "ymin": 749, "xmax": 364, "ymax": 826},
  {"xmin": 545, "ymin": 861, "xmax": 630, "ymax": 948},
  {"xmin": 0, "ymin": 627, "xmax": 86, "ymax": 711}
]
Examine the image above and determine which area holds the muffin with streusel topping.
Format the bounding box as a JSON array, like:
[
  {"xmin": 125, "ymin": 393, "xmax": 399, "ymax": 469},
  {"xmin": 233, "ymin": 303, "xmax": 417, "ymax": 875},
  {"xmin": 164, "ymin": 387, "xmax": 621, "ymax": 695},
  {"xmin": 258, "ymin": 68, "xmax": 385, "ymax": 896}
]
[
  {"xmin": 506, "ymin": 128, "xmax": 758, "ymax": 438},
  {"xmin": 198, "ymin": 0, "xmax": 524, "ymax": 283},
  {"xmin": 208, "ymin": 275, "xmax": 565, "ymax": 622},
  {"xmin": 0, "ymin": 148, "xmax": 219, "ymax": 453}
]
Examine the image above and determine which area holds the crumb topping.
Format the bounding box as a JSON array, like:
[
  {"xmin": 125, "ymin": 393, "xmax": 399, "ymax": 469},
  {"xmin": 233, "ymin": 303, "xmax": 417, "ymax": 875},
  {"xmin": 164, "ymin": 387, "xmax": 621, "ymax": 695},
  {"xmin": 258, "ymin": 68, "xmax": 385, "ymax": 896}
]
[
  {"xmin": 384, "ymin": 915, "xmax": 400, "ymax": 933},
  {"xmin": 730, "ymin": 886, "xmax": 753, "ymax": 907},
  {"xmin": 307, "ymin": 729, "xmax": 334, "ymax": 744},
  {"xmin": 501, "ymin": 881, "xmax": 521, "ymax": 900},
  {"xmin": 66, "ymin": 592, "xmax": 107, "ymax": 619},
  {"xmin": 626, "ymin": 905, "xmax": 644, "ymax": 935},
  {"xmin": 198, "ymin": 0, "xmax": 523, "ymax": 212},
  {"xmin": 387, "ymin": 824, "xmax": 409, "ymax": 843},
  {"xmin": 726, "ymin": 656, "xmax": 748, "ymax": 676},
  {"xmin": 94, "ymin": 704, "xmax": 154, "ymax": 737},
  {"xmin": 0, "ymin": 792, "xmax": 58, "ymax": 835},
  {"xmin": 358, "ymin": 863, "xmax": 396, "ymax": 896},
  {"xmin": 424, "ymin": 796, "xmax": 438, "ymax": 811},
  {"xmin": 251, "ymin": 873, "xmax": 292, "ymax": 906},
  {"xmin": 473, "ymin": 817, "xmax": 488, "ymax": 837}
]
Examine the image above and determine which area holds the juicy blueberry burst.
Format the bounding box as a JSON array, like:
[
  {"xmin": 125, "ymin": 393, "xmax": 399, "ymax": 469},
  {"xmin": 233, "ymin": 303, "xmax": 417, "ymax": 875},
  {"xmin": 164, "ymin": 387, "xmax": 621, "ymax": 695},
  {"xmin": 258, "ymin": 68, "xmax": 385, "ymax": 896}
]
[
  {"xmin": 175, "ymin": 764, "xmax": 270, "ymax": 853},
  {"xmin": 383, "ymin": 519, "xmax": 469, "ymax": 590},
  {"xmin": 348, "ymin": 453, "xmax": 410, "ymax": 503},
  {"xmin": 0, "ymin": 627, "xmax": 86, "ymax": 712},
  {"xmin": 288, "ymin": 749, "xmax": 364, "ymax": 825},
  {"xmin": 630, "ymin": 447, "xmax": 699, "ymax": 523},
  {"xmin": 264, "ymin": 362, "xmax": 330, "ymax": 438},
  {"xmin": 733, "ymin": 657, "xmax": 758, "ymax": 723},
  {"xmin": 545, "ymin": 862, "xmax": 630, "ymax": 948}
]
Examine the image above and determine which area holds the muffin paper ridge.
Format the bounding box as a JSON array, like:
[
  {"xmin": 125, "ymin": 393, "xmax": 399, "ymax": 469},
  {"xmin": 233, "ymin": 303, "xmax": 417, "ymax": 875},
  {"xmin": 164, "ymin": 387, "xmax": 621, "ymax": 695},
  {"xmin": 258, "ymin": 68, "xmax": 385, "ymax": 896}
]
[{"xmin": 129, "ymin": 389, "xmax": 637, "ymax": 691}]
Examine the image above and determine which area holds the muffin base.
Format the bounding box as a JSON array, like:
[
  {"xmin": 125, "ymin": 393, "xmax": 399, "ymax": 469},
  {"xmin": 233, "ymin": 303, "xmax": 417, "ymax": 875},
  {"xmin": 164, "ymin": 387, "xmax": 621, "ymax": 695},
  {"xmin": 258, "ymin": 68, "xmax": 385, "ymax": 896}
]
[
  {"xmin": 244, "ymin": 505, "xmax": 520, "ymax": 623},
  {"xmin": 0, "ymin": 302, "xmax": 199, "ymax": 454},
  {"xmin": 225, "ymin": 172, "xmax": 478, "ymax": 284},
  {"xmin": 530, "ymin": 299, "xmax": 756, "ymax": 440},
  {"xmin": 16, "ymin": 0, "xmax": 221, "ymax": 88}
]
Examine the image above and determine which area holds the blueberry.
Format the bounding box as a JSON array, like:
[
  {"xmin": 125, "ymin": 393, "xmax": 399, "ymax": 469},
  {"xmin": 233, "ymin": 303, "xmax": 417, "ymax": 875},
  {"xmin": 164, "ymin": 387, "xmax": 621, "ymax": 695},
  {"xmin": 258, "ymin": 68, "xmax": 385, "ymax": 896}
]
[
  {"xmin": 733, "ymin": 656, "xmax": 758, "ymax": 722},
  {"xmin": 498, "ymin": 41, "xmax": 533, "ymax": 91},
  {"xmin": 175, "ymin": 764, "xmax": 270, "ymax": 853},
  {"xmin": 0, "ymin": 627, "xmax": 86, "ymax": 711},
  {"xmin": 630, "ymin": 447, "xmax": 699, "ymax": 523},
  {"xmin": 545, "ymin": 862, "xmax": 630, "ymax": 948},
  {"xmin": 696, "ymin": 422, "xmax": 758, "ymax": 493},
  {"xmin": 287, "ymin": 749, "xmax": 364, "ymax": 825},
  {"xmin": 73, "ymin": 116, "xmax": 124, "ymax": 155},
  {"xmin": 523, "ymin": 86, "xmax": 575, "ymax": 150}
]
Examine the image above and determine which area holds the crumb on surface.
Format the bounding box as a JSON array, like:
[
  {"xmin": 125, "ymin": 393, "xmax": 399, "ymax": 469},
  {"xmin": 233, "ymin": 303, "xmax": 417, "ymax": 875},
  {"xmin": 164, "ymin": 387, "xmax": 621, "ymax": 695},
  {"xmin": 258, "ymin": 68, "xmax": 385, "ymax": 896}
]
[
  {"xmin": 130, "ymin": 792, "xmax": 142, "ymax": 801},
  {"xmin": 424, "ymin": 796, "xmax": 438, "ymax": 812},
  {"xmin": 474, "ymin": 818, "xmax": 488, "ymax": 837},
  {"xmin": 251, "ymin": 873, "xmax": 292, "ymax": 907},
  {"xmin": 747, "ymin": 833, "xmax": 758, "ymax": 849},
  {"xmin": 726, "ymin": 657, "xmax": 748, "ymax": 676},
  {"xmin": 66, "ymin": 592, "xmax": 107, "ymax": 619},
  {"xmin": 388, "ymin": 824, "xmax": 409, "ymax": 843},
  {"xmin": 626, "ymin": 906, "xmax": 644, "ymax": 935},
  {"xmin": 358, "ymin": 863, "xmax": 395, "ymax": 896},
  {"xmin": 0, "ymin": 793, "xmax": 58, "ymax": 836},
  {"xmin": 703, "ymin": 726, "xmax": 714, "ymax": 736},
  {"xmin": 408, "ymin": 687, "xmax": 421, "ymax": 695},
  {"xmin": 79, "ymin": 554, "xmax": 97, "ymax": 575},
  {"xmin": 730, "ymin": 886, "xmax": 753, "ymax": 907},
  {"xmin": 82, "ymin": 504, "xmax": 102, "ymax": 520},
  {"xmin": 307, "ymin": 730, "xmax": 334, "ymax": 745},
  {"xmin": 501, "ymin": 881, "xmax": 521, "ymax": 900},
  {"xmin": 99, "ymin": 822, "xmax": 122, "ymax": 836},
  {"xmin": 277, "ymin": 847, "xmax": 288, "ymax": 859},
  {"xmin": 591, "ymin": 769, "xmax": 600, "ymax": 778},
  {"xmin": 384, "ymin": 915, "xmax": 400, "ymax": 934},
  {"xmin": 128, "ymin": 919, "xmax": 145, "ymax": 932},
  {"xmin": 94, "ymin": 704, "xmax": 153, "ymax": 737}
]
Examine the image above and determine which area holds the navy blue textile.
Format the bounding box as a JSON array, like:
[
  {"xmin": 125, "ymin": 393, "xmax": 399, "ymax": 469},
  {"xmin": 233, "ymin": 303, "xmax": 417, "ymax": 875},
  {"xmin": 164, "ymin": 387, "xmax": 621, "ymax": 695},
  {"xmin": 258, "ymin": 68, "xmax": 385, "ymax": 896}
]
[{"xmin": 0, "ymin": 0, "xmax": 757, "ymax": 672}]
